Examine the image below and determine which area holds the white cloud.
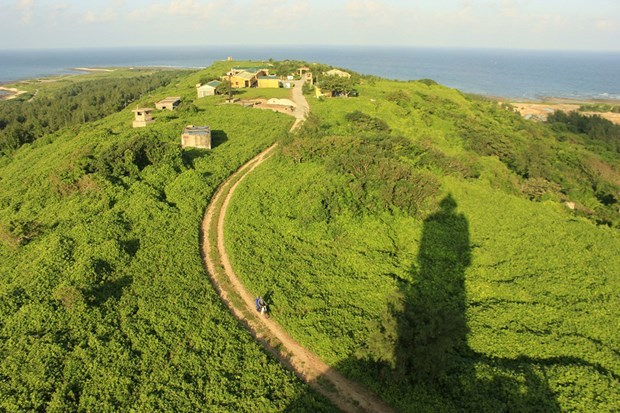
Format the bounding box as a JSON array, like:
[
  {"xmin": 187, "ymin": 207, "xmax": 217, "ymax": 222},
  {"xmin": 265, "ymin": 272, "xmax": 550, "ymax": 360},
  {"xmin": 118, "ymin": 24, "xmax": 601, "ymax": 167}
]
[
  {"xmin": 83, "ymin": 0, "xmax": 124, "ymax": 24},
  {"xmin": 17, "ymin": 0, "xmax": 34, "ymax": 24},
  {"xmin": 346, "ymin": 0, "xmax": 384, "ymax": 19},
  {"xmin": 500, "ymin": 0, "xmax": 519, "ymax": 18},
  {"xmin": 128, "ymin": 0, "xmax": 223, "ymax": 21},
  {"xmin": 595, "ymin": 19, "xmax": 616, "ymax": 32},
  {"xmin": 243, "ymin": 0, "xmax": 310, "ymax": 30}
]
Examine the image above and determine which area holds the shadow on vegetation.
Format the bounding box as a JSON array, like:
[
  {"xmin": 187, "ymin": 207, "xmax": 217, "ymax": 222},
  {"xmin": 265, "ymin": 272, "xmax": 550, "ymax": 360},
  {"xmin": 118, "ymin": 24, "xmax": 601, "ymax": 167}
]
[
  {"xmin": 211, "ymin": 130, "xmax": 228, "ymax": 149},
  {"xmin": 89, "ymin": 275, "xmax": 133, "ymax": 307},
  {"xmin": 180, "ymin": 131, "xmax": 226, "ymax": 168},
  {"xmin": 390, "ymin": 194, "xmax": 561, "ymax": 410},
  {"xmin": 284, "ymin": 194, "xmax": 566, "ymax": 411},
  {"xmin": 182, "ymin": 148, "xmax": 209, "ymax": 168},
  {"xmin": 122, "ymin": 238, "xmax": 140, "ymax": 257}
]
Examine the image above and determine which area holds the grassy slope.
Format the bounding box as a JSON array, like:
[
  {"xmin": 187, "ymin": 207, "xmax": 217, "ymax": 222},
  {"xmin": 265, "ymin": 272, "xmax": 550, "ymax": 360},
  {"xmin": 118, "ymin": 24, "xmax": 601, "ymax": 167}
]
[
  {"xmin": 225, "ymin": 80, "xmax": 620, "ymax": 411},
  {"xmin": 0, "ymin": 64, "xmax": 338, "ymax": 412}
]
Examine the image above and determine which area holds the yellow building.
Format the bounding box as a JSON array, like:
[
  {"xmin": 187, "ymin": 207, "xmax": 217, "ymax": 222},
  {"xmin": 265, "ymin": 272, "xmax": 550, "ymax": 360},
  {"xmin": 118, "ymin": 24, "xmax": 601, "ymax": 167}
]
[
  {"xmin": 298, "ymin": 66, "xmax": 313, "ymax": 84},
  {"xmin": 228, "ymin": 71, "xmax": 257, "ymax": 88},
  {"xmin": 315, "ymin": 86, "xmax": 332, "ymax": 98},
  {"xmin": 257, "ymin": 75, "xmax": 281, "ymax": 88},
  {"xmin": 231, "ymin": 66, "xmax": 269, "ymax": 76}
]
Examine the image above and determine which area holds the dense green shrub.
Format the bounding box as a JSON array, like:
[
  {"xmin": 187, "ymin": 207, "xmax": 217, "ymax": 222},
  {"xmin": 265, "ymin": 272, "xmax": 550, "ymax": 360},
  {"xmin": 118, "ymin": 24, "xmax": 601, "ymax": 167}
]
[
  {"xmin": 344, "ymin": 110, "xmax": 391, "ymax": 133},
  {"xmin": 547, "ymin": 110, "xmax": 620, "ymax": 154},
  {"xmin": 0, "ymin": 66, "xmax": 337, "ymax": 412},
  {"xmin": 226, "ymin": 74, "xmax": 620, "ymax": 412},
  {"xmin": 0, "ymin": 71, "xmax": 186, "ymax": 155}
]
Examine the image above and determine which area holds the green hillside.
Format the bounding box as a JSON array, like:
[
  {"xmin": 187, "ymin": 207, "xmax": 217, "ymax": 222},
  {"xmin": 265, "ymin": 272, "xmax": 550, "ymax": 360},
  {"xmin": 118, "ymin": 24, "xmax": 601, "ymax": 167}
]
[
  {"xmin": 1, "ymin": 61, "xmax": 618, "ymax": 412},
  {"xmin": 0, "ymin": 63, "xmax": 337, "ymax": 411},
  {"xmin": 225, "ymin": 79, "xmax": 620, "ymax": 411}
]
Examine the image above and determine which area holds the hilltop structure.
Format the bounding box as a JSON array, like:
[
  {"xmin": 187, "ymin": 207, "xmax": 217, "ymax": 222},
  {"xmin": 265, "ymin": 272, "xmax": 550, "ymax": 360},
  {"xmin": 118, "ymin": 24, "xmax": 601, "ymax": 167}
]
[
  {"xmin": 257, "ymin": 75, "xmax": 281, "ymax": 88},
  {"xmin": 196, "ymin": 81, "xmax": 222, "ymax": 98},
  {"xmin": 155, "ymin": 97, "xmax": 181, "ymax": 111},
  {"xmin": 181, "ymin": 125, "xmax": 211, "ymax": 149},
  {"xmin": 298, "ymin": 66, "xmax": 314, "ymax": 84},
  {"xmin": 225, "ymin": 67, "xmax": 270, "ymax": 89},
  {"xmin": 132, "ymin": 108, "xmax": 154, "ymax": 128}
]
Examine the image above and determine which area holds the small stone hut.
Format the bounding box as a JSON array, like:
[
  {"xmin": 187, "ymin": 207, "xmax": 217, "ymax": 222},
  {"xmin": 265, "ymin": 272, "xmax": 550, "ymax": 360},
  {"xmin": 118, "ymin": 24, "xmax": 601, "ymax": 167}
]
[
  {"xmin": 155, "ymin": 97, "xmax": 181, "ymax": 111},
  {"xmin": 132, "ymin": 108, "xmax": 155, "ymax": 128},
  {"xmin": 181, "ymin": 125, "xmax": 211, "ymax": 149}
]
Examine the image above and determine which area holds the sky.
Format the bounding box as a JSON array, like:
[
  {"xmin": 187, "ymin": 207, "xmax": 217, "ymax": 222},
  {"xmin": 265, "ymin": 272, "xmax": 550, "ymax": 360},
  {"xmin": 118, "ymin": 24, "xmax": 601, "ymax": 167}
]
[{"xmin": 1, "ymin": 0, "xmax": 619, "ymax": 51}]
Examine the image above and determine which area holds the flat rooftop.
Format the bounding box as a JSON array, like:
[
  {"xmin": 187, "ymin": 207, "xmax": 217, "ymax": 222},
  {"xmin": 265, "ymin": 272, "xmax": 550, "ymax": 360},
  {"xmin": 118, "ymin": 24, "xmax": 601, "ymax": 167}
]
[
  {"xmin": 183, "ymin": 125, "xmax": 210, "ymax": 135},
  {"xmin": 157, "ymin": 96, "xmax": 181, "ymax": 104}
]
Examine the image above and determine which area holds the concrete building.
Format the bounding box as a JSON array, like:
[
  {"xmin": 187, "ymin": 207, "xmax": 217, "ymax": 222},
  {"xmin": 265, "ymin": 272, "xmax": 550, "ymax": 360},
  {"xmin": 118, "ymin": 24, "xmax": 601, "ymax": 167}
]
[
  {"xmin": 257, "ymin": 75, "xmax": 281, "ymax": 88},
  {"xmin": 229, "ymin": 71, "xmax": 257, "ymax": 88},
  {"xmin": 225, "ymin": 67, "xmax": 270, "ymax": 88},
  {"xmin": 231, "ymin": 67, "xmax": 269, "ymax": 76},
  {"xmin": 315, "ymin": 86, "xmax": 332, "ymax": 98},
  {"xmin": 197, "ymin": 80, "xmax": 222, "ymax": 98},
  {"xmin": 181, "ymin": 125, "xmax": 211, "ymax": 149},
  {"xmin": 155, "ymin": 96, "xmax": 181, "ymax": 110},
  {"xmin": 298, "ymin": 66, "xmax": 313, "ymax": 84},
  {"xmin": 132, "ymin": 108, "xmax": 155, "ymax": 128},
  {"xmin": 325, "ymin": 69, "xmax": 351, "ymax": 78}
]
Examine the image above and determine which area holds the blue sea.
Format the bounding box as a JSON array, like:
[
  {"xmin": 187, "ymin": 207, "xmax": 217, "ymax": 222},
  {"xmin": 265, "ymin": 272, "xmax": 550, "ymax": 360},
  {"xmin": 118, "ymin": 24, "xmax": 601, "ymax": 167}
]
[{"xmin": 1, "ymin": 46, "xmax": 619, "ymax": 100}]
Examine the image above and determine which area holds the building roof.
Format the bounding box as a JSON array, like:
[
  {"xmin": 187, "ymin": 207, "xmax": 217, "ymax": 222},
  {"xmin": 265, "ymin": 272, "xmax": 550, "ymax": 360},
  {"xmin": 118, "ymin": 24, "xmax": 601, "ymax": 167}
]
[
  {"xmin": 233, "ymin": 71, "xmax": 256, "ymax": 80},
  {"xmin": 232, "ymin": 66, "xmax": 268, "ymax": 72},
  {"xmin": 132, "ymin": 107, "xmax": 154, "ymax": 112},
  {"xmin": 183, "ymin": 125, "xmax": 211, "ymax": 135},
  {"xmin": 258, "ymin": 75, "xmax": 278, "ymax": 80},
  {"xmin": 197, "ymin": 80, "xmax": 222, "ymax": 90},
  {"xmin": 157, "ymin": 96, "xmax": 181, "ymax": 104}
]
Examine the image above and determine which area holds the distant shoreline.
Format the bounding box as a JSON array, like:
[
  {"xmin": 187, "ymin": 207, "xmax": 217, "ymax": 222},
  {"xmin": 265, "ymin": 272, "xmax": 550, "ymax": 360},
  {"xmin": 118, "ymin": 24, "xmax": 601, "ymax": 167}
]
[
  {"xmin": 1, "ymin": 66, "xmax": 619, "ymax": 110},
  {"xmin": 497, "ymin": 98, "xmax": 620, "ymax": 125},
  {"xmin": 0, "ymin": 66, "xmax": 196, "ymax": 87},
  {"xmin": 1, "ymin": 47, "xmax": 618, "ymax": 98},
  {"xmin": 72, "ymin": 67, "xmax": 115, "ymax": 72},
  {"xmin": 0, "ymin": 86, "xmax": 27, "ymax": 100}
]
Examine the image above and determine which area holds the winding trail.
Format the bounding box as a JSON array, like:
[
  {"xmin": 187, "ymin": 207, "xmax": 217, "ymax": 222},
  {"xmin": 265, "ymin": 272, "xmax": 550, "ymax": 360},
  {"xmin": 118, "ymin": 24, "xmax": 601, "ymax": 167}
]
[{"xmin": 200, "ymin": 81, "xmax": 394, "ymax": 412}]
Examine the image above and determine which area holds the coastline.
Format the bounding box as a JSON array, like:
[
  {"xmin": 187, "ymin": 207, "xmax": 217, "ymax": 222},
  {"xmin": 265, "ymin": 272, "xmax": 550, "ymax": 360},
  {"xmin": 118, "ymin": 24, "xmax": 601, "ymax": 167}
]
[
  {"xmin": 2, "ymin": 67, "xmax": 619, "ymax": 124},
  {"xmin": 496, "ymin": 97, "xmax": 620, "ymax": 125},
  {"xmin": 0, "ymin": 86, "xmax": 27, "ymax": 100},
  {"xmin": 72, "ymin": 67, "xmax": 115, "ymax": 72}
]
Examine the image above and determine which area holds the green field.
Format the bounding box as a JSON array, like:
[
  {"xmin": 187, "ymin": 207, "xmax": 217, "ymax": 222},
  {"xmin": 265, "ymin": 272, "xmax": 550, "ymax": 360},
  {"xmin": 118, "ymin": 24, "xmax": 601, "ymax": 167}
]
[
  {"xmin": 1, "ymin": 61, "xmax": 618, "ymax": 412},
  {"xmin": 0, "ymin": 64, "xmax": 338, "ymax": 411},
  {"xmin": 225, "ymin": 79, "xmax": 620, "ymax": 411}
]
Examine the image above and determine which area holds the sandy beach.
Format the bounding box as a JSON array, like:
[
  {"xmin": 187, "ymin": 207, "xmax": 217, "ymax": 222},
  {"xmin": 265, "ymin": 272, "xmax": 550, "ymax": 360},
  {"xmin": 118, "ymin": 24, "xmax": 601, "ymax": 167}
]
[
  {"xmin": 0, "ymin": 86, "xmax": 27, "ymax": 100},
  {"xmin": 508, "ymin": 99, "xmax": 620, "ymax": 125},
  {"xmin": 72, "ymin": 67, "xmax": 115, "ymax": 72}
]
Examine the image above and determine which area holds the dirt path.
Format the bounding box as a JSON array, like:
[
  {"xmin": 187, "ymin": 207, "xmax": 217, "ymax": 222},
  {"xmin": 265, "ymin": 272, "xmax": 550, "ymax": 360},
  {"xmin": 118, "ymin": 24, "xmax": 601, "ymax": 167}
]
[{"xmin": 200, "ymin": 82, "xmax": 395, "ymax": 413}]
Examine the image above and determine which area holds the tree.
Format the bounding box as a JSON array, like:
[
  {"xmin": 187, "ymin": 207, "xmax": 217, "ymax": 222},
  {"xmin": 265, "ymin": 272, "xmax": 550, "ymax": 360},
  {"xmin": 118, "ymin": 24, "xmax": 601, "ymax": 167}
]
[
  {"xmin": 215, "ymin": 80, "xmax": 231, "ymax": 96},
  {"xmin": 318, "ymin": 75, "xmax": 357, "ymax": 98}
]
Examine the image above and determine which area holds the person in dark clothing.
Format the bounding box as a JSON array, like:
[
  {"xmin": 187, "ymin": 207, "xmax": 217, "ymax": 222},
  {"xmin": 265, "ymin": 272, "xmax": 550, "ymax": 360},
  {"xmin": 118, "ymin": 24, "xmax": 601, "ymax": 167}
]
[{"xmin": 256, "ymin": 297, "xmax": 266, "ymax": 313}]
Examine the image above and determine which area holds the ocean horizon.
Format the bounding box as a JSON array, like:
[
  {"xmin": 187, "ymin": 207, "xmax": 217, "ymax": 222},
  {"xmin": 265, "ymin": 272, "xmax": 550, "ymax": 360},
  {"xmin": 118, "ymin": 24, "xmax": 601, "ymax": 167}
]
[{"xmin": 1, "ymin": 45, "xmax": 619, "ymax": 101}]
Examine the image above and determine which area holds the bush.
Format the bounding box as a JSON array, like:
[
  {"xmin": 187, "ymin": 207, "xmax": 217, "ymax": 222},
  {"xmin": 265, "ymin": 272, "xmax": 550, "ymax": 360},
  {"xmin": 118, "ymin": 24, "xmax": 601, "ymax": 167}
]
[{"xmin": 344, "ymin": 111, "xmax": 390, "ymax": 133}]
